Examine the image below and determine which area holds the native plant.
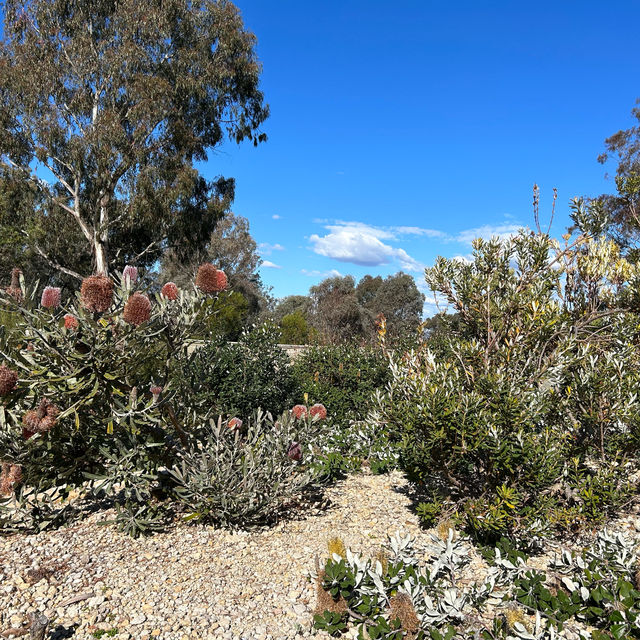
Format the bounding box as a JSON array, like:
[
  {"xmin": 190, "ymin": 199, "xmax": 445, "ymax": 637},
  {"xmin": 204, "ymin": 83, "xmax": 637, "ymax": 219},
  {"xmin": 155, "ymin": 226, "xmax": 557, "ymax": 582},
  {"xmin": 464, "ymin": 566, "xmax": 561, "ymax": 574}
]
[{"xmin": 373, "ymin": 199, "xmax": 640, "ymax": 541}]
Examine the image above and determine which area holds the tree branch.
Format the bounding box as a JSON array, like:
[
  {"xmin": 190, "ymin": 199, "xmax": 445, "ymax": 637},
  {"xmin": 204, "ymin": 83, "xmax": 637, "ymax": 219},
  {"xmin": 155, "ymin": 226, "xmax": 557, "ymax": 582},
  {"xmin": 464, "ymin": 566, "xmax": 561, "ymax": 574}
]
[{"xmin": 31, "ymin": 239, "xmax": 83, "ymax": 281}]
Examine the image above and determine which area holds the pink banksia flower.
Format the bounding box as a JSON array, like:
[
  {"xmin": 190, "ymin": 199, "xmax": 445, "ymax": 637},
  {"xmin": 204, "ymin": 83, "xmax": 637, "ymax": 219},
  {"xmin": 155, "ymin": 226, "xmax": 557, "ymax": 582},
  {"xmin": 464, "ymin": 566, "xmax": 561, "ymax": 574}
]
[
  {"xmin": 122, "ymin": 265, "xmax": 138, "ymax": 285},
  {"xmin": 64, "ymin": 314, "xmax": 79, "ymax": 330},
  {"xmin": 309, "ymin": 403, "xmax": 327, "ymax": 421},
  {"xmin": 40, "ymin": 286, "xmax": 61, "ymax": 309},
  {"xmin": 0, "ymin": 462, "xmax": 23, "ymax": 496},
  {"xmin": 150, "ymin": 385, "xmax": 162, "ymax": 404},
  {"xmin": 195, "ymin": 264, "xmax": 227, "ymax": 294},
  {"xmin": 81, "ymin": 275, "xmax": 113, "ymax": 313},
  {"xmin": 161, "ymin": 282, "xmax": 179, "ymax": 300},
  {"xmin": 291, "ymin": 404, "xmax": 307, "ymax": 420},
  {"xmin": 287, "ymin": 441, "xmax": 302, "ymax": 462},
  {"xmin": 5, "ymin": 268, "xmax": 23, "ymax": 303},
  {"xmin": 123, "ymin": 292, "xmax": 151, "ymax": 326},
  {"xmin": 0, "ymin": 364, "xmax": 18, "ymax": 396},
  {"xmin": 22, "ymin": 398, "xmax": 59, "ymax": 434},
  {"xmin": 228, "ymin": 417, "xmax": 243, "ymax": 431}
]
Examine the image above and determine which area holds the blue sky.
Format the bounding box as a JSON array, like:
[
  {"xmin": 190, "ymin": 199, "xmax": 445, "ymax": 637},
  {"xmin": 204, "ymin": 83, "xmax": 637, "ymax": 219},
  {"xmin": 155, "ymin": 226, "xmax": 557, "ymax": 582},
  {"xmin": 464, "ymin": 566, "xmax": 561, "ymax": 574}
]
[{"xmin": 202, "ymin": 0, "xmax": 640, "ymax": 313}]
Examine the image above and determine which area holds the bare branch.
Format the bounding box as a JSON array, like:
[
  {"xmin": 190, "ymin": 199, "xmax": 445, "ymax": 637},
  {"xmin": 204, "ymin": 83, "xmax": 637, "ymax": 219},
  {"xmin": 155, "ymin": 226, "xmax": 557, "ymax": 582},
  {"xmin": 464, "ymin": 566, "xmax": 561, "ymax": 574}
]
[{"xmin": 31, "ymin": 241, "xmax": 83, "ymax": 281}]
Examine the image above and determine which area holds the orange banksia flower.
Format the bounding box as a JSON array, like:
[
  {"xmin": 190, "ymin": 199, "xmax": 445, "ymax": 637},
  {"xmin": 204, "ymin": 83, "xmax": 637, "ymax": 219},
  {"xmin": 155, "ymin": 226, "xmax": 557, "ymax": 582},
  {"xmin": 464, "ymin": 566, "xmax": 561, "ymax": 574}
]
[
  {"xmin": 81, "ymin": 275, "xmax": 113, "ymax": 313},
  {"xmin": 64, "ymin": 314, "xmax": 79, "ymax": 330},
  {"xmin": 0, "ymin": 364, "xmax": 18, "ymax": 396},
  {"xmin": 23, "ymin": 398, "xmax": 60, "ymax": 434},
  {"xmin": 161, "ymin": 282, "xmax": 179, "ymax": 300},
  {"xmin": 309, "ymin": 403, "xmax": 327, "ymax": 420},
  {"xmin": 291, "ymin": 404, "xmax": 307, "ymax": 420},
  {"xmin": 40, "ymin": 286, "xmax": 61, "ymax": 309},
  {"xmin": 123, "ymin": 292, "xmax": 151, "ymax": 326},
  {"xmin": 228, "ymin": 417, "xmax": 243, "ymax": 431},
  {"xmin": 195, "ymin": 264, "xmax": 227, "ymax": 294},
  {"xmin": 0, "ymin": 462, "xmax": 22, "ymax": 496},
  {"xmin": 5, "ymin": 268, "xmax": 23, "ymax": 303}
]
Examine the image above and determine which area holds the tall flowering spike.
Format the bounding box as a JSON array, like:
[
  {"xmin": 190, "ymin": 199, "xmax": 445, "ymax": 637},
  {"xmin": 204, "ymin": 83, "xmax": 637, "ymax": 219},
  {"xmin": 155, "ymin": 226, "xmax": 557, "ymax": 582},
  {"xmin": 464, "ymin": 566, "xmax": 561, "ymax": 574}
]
[
  {"xmin": 287, "ymin": 441, "xmax": 302, "ymax": 462},
  {"xmin": 122, "ymin": 265, "xmax": 138, "ymax": 284},
  {"xmin": 123, "ymin": 292, "xmax": 151, "ymax": 326},
  {"xmin": 150, "ymin": 385, "xmax": 162, "ymax": 404},
  {"xmin": 5, "ymin": 267, "xmax": 23, "ymax": 303},
  {"xmin": 64, "ymin": 314, "xmax": 79, "ymax": 330},
  {"xmin": 0, "ymin": 462, "xmax": 23, "ymax": 496},
  {"xmin": 195, "ymin": 264, "xmax": 228, "ymax": 294},
  {"xmin": 40, "ymin": 286, "xmax": 61, "ymax": 309},
  {"xmin": 291, "ymin": 404, "xmax": 307, "ymax": 420},
  {"xmin": 81, "ymin": 275, "xmax": 113, "ymax": 313},
  {"xmin": 22, "ymin": 398, "xmax": 59, "ymax": 434},
  {"xmin": 309, "ymin": 403, "xmax": 327, "ymax": 421},
  {"xmin": 161, "ymin": 282, "xmax": 179, "ymax": 300},
  {"xmin": 0, "ymin": 364, "xmax": 18, "ymax": 396}
]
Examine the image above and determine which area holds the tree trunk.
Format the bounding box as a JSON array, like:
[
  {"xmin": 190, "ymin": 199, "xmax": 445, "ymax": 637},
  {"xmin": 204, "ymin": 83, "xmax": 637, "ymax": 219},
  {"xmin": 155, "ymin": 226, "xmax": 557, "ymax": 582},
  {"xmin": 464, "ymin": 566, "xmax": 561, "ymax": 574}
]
[{"xmin": 94, "ymin": 191, "xmax": 110, "ymax": 275}]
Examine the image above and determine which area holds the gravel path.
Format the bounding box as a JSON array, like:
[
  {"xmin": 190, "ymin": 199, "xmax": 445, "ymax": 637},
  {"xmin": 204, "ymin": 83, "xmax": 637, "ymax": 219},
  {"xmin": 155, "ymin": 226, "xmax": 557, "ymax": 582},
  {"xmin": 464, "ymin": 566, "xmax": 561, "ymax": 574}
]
[
  {"xmin": 0, "ymin": 471, "xmax": 426, "ymax": 640},
  {"xmin": 2, "ymin": 471, "xmax": 639, "ymax": 640}
]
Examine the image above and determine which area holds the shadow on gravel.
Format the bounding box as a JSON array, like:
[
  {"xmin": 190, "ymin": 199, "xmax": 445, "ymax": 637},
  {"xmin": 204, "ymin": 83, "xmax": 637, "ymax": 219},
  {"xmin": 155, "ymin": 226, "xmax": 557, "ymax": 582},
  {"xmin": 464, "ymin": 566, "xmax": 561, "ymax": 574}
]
[{"xmin": 49, "ymin": 624, "xmax": 77, "ymax": 639}]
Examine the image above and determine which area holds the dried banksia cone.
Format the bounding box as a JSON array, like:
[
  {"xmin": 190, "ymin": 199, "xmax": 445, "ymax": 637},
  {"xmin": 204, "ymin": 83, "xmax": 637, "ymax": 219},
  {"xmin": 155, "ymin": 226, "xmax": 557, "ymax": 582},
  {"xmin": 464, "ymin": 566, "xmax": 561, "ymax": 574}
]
[
  {"xmin": 0, "ymin": 364, "xmax": 18, "ymax": 396},
  {"xmin": 64, "ymin": 314, "xmax": 79, "ymax": 330},
  {"xmin": 195, "ymin": 264, "xmax": 227, "ymax": 294},
  {"xmin": 228, "ymin": 417, "xmax": 243, "ymax": 431},
  {"xmin": 287, "ymin": 441, "xmax": 302, "ymax": 462},
  {"xmin": 81, "ymin": 275, "xmax": 113, "ymax": 313},
  {"xmin": 0, "ymin": 462, "xmax": 23, "ymax": 495},
  {"xmin": 389, "ymin": 592, "xmax": 420, "ymax": 636},
  {"xmin": 5, "ymin": 267, "xmax": 23, "ymax": 302},
  {"xmin": 314, "ymin": 570, "xmax": 348, "ymax": 617},
  {"xmin": 122, "ymin": 265, "xmax": 138, "ymax": 284},
  {"xmin": 40, "ymin": 286, "xmax": 61, "ymax": 309},
  {"xmin": 310, "ymin": 403, "xmax": 327, "ymax": 420},
  {"xmin": 291, "ymin": 404, "xmax": 307, "ymax": 420},
  {"xmin": 123, "ymin": 292, "xmax": 151, "ymax": 326},
  {"xmin": 327, "ymin": 537, "xmax": 347, "ymax": 559},
  {"xmin": 161, "ymin": 282, "xmax": 179, "ymax": 300},
  {"xmin": 635, "ymin": 564, "xmax": 640, "ymax": 591},
  {"xmin": 22, "ymin": 399, "xmax": 59, "ymax": 434}
]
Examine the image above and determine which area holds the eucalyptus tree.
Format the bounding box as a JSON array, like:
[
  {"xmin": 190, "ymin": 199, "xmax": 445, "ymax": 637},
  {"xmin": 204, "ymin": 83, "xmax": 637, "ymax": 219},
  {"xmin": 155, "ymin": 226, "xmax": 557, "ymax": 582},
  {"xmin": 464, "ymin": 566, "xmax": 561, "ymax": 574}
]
[{"xmin": 0, "ymin": 0, "xmax": 268, "ymax": 278}]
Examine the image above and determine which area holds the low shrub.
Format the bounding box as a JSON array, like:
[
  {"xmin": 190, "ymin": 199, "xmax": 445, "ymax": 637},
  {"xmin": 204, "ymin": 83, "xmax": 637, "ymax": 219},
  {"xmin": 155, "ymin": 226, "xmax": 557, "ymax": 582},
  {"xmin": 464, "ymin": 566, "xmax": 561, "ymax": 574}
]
[{"xmin": 175, "ymin": 323, "xmax": 299, "ymax": 421}]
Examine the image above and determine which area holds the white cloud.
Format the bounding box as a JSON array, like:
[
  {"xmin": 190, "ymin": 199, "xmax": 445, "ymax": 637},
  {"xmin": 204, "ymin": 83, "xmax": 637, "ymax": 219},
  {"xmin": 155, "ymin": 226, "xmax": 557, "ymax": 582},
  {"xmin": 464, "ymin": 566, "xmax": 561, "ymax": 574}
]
[
  {"xmin": 259, "ymin": 242, "xmax": 285, "ymax": 255},
  {"xmin": 301, "ymin": 268, "xmax": 343, "ymax": 278},
  {"xmin": 454, "ymin": 224, "xmax": 524, "ymax": 245},
  {"xmin": 261, "ymin": 260, "xmax": 282, "ymax": 269},
  {"xmin": 309, "ymin": 221, "xmax": 425, "ymax": 270},
  {"xmin": 272, "ymin": 214, "xmax": 281, "ymax": 220},
  {"xmin": 394, "ymin": 226, "xmax": 447, "ymax": 238}
]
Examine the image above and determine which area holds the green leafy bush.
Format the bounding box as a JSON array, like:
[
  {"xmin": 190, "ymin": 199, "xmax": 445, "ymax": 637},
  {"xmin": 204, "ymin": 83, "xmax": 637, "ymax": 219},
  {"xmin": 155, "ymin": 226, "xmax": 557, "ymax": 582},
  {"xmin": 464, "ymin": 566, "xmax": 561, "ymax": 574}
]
[
  {"xmin": 292, "ymin": 343, "xmax": 389, "ymax": 428},
  {"xmin": 373, "ymin": 202, "xmax": 640, "ymax": 541},
  {"xmin": 175, "ymin": 323, "xmax": 299, "ymax": 421}
]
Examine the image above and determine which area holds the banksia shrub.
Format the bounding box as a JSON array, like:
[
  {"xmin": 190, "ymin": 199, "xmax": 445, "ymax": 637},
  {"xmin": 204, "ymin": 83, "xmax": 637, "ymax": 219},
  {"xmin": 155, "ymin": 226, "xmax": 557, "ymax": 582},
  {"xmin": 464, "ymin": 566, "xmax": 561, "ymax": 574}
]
[
  {"xmin": 123, "ymin": 292, "xmax": 151, "ymax": 327},
  {"xmin": 195, "ymin": 264, "xmax": 227, "ymax": 294},
  {"xmin": 388, "ymin": 592, "xmax": 420, "ymax": 636},
  {"xmin": 309, "ymin": 403, "xmax": 327, "ymax": 420},
  {"xmin": 40, "ymin": 286, "xmax": 61, "ymax": 309},
  {"xmin": 0, "ymin": 462, "xmax": 22, "ymax": 495},
  {"xmin": 22, "ymin": 399, "xmax": 60, "ymax": 434},
  {"xmin": 291, "ymin": 404, "xmax": 307, "ymax": 420},
  {"xmin": 81, "ymin": 275, "xmax": 113, "ymax": 313},
  {"xmin": 5, "ymin": 267, "xmax": 23, "ymax": 302},
  {"xmin": 161, "ymin": 282, "xmax": 179, "ymax": 300},
  {"xmin": 0, "ymin": 364, "xmax": 18, "ymax": 396},
  {"xmin": 314, "ymin": 570, "xmax": 348, "ymax": 617},
  {"xmin": 287, "ymin": 441, "xmax": 302, "ymax": 462},
  {"xmin": 63, "ymin": 314, "xmax": 79, "ymax": 330},
  {"xmin": 122, "ymin": 265, "xmax": 138, "ymax": 284}
]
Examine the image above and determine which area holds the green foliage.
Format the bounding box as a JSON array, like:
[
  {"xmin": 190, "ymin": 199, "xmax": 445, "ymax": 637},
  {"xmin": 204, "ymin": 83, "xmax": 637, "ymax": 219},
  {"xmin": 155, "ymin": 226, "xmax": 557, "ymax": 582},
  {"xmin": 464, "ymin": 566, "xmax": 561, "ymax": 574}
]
[
  {"xmin": 292, "ymin": 343, "xmax": 389, "ymax": 427},
  {"xmin": 373, "ymin": 212, "xmax": 640, "ymax": 541},
  {"xmin": 280, "ymin": 311, "xmax": 311, "ymax": 344},
  {"xmin": 176, "ymin": 323, "xmax": 298, "ymax": 421},
  {"xmin": 204, "ymin": 290, "xmax": 249, "ymax": 340}
]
